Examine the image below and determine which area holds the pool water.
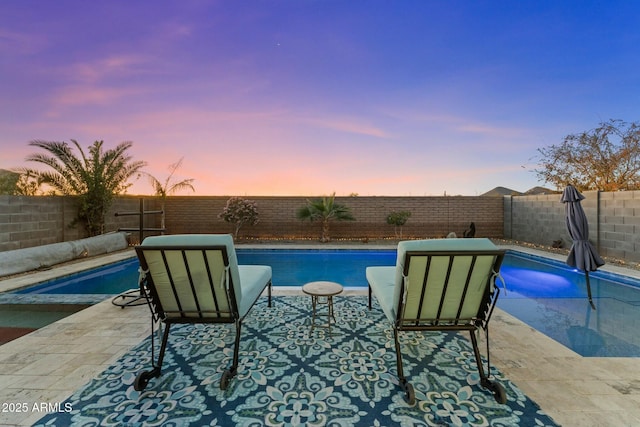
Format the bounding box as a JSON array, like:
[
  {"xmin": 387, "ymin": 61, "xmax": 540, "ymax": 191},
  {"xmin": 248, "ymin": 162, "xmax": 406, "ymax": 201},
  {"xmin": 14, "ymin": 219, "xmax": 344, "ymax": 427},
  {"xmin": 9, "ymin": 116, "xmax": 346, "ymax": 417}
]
[
  {"xmin": 497, "ymin": 252, "xmax": 640, "ymax": 357},
  {"xmin": 237, "ymin": 249, "xmax": 397, "ymax": 287},
  {"xmin": 4, "ymin": 248, "xmax": 640, "ymax": 357},
  {"xmin": 12, "ymin": 258, "xmax": 140, "ymax": 295},
  {"xmin": 9, "ymin": 249, "xmax": 397, "ymax": 295}
]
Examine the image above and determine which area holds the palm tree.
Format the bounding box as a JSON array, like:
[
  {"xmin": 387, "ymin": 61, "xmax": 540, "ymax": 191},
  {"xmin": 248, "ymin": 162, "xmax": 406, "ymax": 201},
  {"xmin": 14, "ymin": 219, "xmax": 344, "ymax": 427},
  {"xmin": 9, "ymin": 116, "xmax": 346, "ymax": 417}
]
[
  {"xmin": 297, "ymin": 192, "xmax": 355, "ymax": 242},
  {"xmin": 20, "ymin": 139, "xmax": 146, "ymax": 236},
  {"xmin": 146, "ymin": 157, "xmax": 195, "ymax": 231}
]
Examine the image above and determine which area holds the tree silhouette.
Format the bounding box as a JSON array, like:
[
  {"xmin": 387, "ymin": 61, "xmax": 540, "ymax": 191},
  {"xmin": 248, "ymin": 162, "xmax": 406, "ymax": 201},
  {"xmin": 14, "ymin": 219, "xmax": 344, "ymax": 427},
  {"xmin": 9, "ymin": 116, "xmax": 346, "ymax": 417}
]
[
  {"xmin": 535, "ymin": 119, "xmax": 640, "ymax": 191},
  {"xmin": 19, "ymin": 139, "xmax": 145, "ymax": 235},
  {"xmin": 146, "ymin": 157, "xmax": 195, "ymax": 231}
]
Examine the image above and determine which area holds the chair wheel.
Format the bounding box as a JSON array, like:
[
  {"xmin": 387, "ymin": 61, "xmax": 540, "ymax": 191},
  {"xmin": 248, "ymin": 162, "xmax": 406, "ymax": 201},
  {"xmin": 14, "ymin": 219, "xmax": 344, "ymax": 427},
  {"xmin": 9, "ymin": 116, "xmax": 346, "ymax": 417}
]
[
  {"xmin": 220, "ymin": 369, "xmax": 232, "ymax": 390},
  {"xmin": 401, "ymin": 380, "xmax": 415, "ymax": 405},
  {"xmin": 134, "ymin": 370, "xmax": 154, "ymax": 391}
]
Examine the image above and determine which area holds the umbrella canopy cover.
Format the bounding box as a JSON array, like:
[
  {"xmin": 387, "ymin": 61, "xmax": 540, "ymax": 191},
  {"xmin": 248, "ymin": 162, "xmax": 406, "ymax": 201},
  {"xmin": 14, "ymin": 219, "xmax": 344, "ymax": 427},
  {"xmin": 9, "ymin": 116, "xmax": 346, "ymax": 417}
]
[{"xmin": 561, "ymin": 185, "xmax": 605, "ymax": 272}]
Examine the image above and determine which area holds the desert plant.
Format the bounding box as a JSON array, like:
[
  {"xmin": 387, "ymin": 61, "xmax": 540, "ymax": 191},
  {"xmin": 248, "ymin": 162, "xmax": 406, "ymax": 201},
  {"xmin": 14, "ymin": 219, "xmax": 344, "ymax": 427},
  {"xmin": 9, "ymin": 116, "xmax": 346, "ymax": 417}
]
[
  {"xmin": 14, "ymin": 171, "xmax": 43, "ymax": 196},
  {"xmin": 146, "ymin": 157, "xmax": 195, "ymax": 232},
  {"xmin": 386, "ymin": 210, "xmax": 411, "ymax": 238},
  {"xmin": 18, "ymin": 139, "xmax": 145, "ymax": 236},
  {"xmin": 219, "ymin": 197, "xmax": 259, "ymax": 238},
  {"xmin": 297, "ymin": 192, "xmax": 355, "ymax": 242}
]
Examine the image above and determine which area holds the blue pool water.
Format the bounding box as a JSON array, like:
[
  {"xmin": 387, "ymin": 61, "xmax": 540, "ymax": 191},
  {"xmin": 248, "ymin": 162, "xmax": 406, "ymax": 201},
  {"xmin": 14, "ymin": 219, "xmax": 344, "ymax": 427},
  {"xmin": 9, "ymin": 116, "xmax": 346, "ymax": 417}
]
[
  {"xmin": 237, "ymin": 249, "xmax": 397, "ymax": 287},
  {"xmin": 7, "ymin": 248, "xmax": 640, "ymax": 357},
  {"xmin": 11, "ymin": 249, "xmax": 396, "ymax": 295},
  {"xmin": 497, "ymin": 252, "xmax": 640, "ymax": 357},
  {"xmin": 13, "ymin": 258, "xmax": 140, "ymax": 295}
]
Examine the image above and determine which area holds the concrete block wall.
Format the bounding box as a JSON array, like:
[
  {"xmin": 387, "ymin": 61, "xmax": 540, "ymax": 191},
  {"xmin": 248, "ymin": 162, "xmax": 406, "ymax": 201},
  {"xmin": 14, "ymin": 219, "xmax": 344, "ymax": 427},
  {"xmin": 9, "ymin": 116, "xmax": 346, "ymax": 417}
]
[
  {"xmin": 504, "ymin": 193, "xmax": 569, "ymax": 247},
  {"xmin": 4, "ymin": 191, "xmax": 640, "ymax": 264},
  {"xmin": 163, "ymin": 196, "xmax": 503, "ymax": 240},
  {"xmin": 505, "ymin": 190, "xmax": 640, "ymax": 263},
  {"xmin": 598, "ymin": 190, "xmax": 640, "ymax": 262},
  {"xmin": 0, "ymin": 195, "xmax": 159, "ymax": 251},
  {"xmin": 0, "ymin": 195, "xmax": 503, "ymax": 252},
  {"xmin": 0, "ymin": 195, "xmax": 80, "ymax": 251}
]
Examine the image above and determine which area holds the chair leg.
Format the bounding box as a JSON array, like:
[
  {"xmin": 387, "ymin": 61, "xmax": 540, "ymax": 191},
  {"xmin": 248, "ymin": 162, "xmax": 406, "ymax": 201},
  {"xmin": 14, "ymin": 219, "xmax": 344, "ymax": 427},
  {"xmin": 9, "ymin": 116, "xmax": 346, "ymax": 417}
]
[
  {"xmin": 469, "ymin": 330, "xmax": 506, "ymax": 404},
  {"xmin": 268, "ymin": 280, "xmax": 272, "ymax": 307},
  {"xmin": 221, "ymin": 319, "xmax": 242, "ymax": 390},
  {"xmin": 135, "ymin": 322, "xmax": 171, "ymax": 391},
  {"xmin": 368, "ymin": 285, "xmax": 372, "ymax": 310},
  {"xmin": 393, "ymin": 327, "xmax": 415, "ymax": 405},
  {"xmin": 232, "ymin": 320, "xmax": 242, "ymax": 371},
  {"xmin": 155, "ymin": 323, "xmax": 172, "ymax": 372}
]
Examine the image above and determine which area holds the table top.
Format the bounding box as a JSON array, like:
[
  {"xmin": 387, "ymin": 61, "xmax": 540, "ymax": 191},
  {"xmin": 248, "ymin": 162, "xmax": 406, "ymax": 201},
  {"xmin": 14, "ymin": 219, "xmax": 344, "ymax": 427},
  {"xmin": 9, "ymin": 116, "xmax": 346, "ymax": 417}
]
[{"xmin": 302, "ymin": 281, "xmax": 344, "ymax": 297}]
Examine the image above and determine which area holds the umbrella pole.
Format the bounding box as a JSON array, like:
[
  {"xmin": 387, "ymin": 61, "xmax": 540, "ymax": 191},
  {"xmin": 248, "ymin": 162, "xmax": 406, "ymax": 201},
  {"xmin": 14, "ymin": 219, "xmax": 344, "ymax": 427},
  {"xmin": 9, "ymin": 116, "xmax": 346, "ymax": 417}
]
[{"xmin": 585, "ymin": 271, "xmax": 596, "ymax": 310}]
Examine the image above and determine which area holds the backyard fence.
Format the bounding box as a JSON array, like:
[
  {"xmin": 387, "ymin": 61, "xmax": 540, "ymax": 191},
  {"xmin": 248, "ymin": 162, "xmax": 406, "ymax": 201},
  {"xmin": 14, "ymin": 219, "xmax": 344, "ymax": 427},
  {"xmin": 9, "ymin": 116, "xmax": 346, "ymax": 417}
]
[
  {"xmin": 2, "ymin": 191, "xmax": 639, "ymax": 264},
  {"xmin": 503, "ymin": 190, "xmax": 640, "ymax": 263},
  {"xmin": 0, "ymin": 195, "xmax": 501, "ymax": 250}
]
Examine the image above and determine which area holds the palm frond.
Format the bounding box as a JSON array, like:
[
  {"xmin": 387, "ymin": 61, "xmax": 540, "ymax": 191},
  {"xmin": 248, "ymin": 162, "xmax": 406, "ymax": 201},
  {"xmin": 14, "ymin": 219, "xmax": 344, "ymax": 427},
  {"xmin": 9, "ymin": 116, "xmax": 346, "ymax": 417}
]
[{"xmin": 24, "ymin": 139, "xmax": 146, "ymax": 235}]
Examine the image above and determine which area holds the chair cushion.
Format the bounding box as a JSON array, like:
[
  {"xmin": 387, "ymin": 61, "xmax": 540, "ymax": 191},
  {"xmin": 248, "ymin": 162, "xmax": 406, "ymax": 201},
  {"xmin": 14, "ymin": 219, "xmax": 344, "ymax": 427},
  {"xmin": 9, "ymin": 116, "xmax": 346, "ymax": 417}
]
[
  {"xmin": 238, "ymin": 265, "xmax": 272, "ymax": 317},
  {"xmin": 366, "ymin": 266, "xmax": 397, "ymax": 320},
  {"xmin": 141, "ymin": 234, "xmax": 270, "ymax": 318},
  {"xmin": 368, "ymin": 238, "xmax": 499, "ymax": 321}
]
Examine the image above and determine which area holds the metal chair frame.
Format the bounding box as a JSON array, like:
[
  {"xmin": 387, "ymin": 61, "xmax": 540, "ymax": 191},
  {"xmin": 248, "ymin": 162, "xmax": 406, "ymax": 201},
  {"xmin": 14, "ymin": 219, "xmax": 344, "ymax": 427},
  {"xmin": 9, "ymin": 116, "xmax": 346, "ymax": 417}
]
[
  {"xmin": 369, "ymin": 249, "xmax": 506, "ymax": 404},
  {"xmin": 134, "ymin": 245, "xmax": 272, "ymax": 391}
]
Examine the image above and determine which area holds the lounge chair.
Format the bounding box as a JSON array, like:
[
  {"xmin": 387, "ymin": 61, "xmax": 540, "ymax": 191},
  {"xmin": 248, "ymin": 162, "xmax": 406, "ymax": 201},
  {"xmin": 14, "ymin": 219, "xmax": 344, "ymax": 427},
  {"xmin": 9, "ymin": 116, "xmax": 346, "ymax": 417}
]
[
  {"xmin": 366, "ymin": 238, "xmax": 506, "ymax": 404},
  {"xmin": 133, "ymin": 234, "xmax": 272, "ymax": 391}
]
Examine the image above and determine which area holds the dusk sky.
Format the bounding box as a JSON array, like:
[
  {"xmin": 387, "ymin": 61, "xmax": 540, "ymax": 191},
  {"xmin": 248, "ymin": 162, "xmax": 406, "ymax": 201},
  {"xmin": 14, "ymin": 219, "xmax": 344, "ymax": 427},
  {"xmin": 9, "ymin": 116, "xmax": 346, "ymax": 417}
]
[{"xmin": 1, "ymin": 1, "xmax": 639, "ymax": 196}]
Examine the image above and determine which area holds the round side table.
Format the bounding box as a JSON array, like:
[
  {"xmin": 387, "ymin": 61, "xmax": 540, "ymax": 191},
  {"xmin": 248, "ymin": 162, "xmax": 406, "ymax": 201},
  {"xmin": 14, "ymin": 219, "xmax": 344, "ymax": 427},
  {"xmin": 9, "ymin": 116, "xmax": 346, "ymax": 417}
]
[{"xmin": 302, "ymin": 281, "xmax": 343, "ymax": 334}]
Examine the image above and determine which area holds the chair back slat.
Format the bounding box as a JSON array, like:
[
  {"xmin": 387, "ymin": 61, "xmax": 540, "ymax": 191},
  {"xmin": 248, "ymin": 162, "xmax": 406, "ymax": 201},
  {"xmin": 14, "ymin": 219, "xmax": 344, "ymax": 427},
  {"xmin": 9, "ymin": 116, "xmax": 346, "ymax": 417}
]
[
  {"xmin": 183, "ymin": 249, "xmax": 231, "ymax": 317},
  {"xmin": 399, "ymin": 249, "xmax": 503, "ymax": 327},
  {"xmin": 136, "ymin": 245, "xmax": 235, "ymax": 321}
]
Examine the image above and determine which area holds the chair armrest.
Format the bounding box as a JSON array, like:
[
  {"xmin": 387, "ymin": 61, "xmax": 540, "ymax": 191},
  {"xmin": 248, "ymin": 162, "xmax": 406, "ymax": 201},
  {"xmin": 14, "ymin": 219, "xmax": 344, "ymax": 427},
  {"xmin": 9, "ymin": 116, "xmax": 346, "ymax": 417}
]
[
  {"xmin": 366, "ymin": 266, "xmax": 397, "ymax": 321},
  {"xmin": 237, "ymin": 265, "xmax": 272, "ymax": 317}
]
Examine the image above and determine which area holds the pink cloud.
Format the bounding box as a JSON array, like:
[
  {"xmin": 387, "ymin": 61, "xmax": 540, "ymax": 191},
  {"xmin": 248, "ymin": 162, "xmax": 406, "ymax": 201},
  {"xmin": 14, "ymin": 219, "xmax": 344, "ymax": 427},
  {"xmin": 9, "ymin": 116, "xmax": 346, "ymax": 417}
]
[
  {"xmin": 299, "ymin": 116, "xmax": 391, "ymax": 139},
  {"xmin": 54, "ymin": 86, "xmax": 141, "ymax": 107},
  {"xmin": 0, "ymin": 29, "xmax": 48, "ymax": 54},
  {"xmin": 70, "ymin": 55, "xmax": 151, "ymax": 83}
]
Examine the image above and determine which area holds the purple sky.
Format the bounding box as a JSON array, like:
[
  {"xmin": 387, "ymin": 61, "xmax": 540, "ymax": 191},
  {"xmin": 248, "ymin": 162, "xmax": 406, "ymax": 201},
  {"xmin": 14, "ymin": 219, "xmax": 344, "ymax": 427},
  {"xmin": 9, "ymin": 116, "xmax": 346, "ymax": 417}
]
[{"xmin": 1, "ymin": 1, "xmax": 639, "ymax": 196}]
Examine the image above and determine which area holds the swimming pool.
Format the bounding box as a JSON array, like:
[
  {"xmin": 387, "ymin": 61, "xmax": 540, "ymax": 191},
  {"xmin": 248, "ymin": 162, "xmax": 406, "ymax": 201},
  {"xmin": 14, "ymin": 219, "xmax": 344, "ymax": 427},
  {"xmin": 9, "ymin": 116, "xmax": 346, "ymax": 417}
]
[
  {"xmin": 7, "ymin": 249, "xmax": 397, "ymax": 296},
  {"xmin": 237, "ymin": 249, "xmax": 397, "ymax": 287},
  {"xmin": 4, "ymin": 248, "xmax": 640, "ymax": 357},
  {"xmin": 11, "ymin": 258, "xmax": 140, "ymax": 298},
  {"xmin": 497, "ymin": 252, "xmax": 640, "ymax": 357}
]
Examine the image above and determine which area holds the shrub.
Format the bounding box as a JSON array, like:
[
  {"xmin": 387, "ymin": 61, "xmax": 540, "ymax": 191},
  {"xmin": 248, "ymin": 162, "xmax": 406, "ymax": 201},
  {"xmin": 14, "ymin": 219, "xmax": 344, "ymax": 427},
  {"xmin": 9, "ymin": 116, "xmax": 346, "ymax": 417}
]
[
  {"xmin": 386, "ymin": 211, "xmax": 411, "ymax": 238},
  {"xmin": 219, "ymin": 197, "xmax": 259, "ymax": 238}
]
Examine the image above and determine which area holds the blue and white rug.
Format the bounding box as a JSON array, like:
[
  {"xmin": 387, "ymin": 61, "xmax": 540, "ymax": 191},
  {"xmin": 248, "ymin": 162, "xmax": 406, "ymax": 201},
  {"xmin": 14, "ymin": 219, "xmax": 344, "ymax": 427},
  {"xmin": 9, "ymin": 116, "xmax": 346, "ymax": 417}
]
[{"xmin": 34, "ymin": 296, "xmax": 558, "ymax": 426}]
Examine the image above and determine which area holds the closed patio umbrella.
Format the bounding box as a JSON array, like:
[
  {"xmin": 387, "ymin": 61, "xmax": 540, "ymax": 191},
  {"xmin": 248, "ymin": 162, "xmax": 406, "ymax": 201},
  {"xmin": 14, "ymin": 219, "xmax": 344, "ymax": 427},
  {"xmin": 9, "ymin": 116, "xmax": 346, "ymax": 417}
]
[{"xmin": 561, "ymin": 185, "xmax": 605, "ymax": 309}]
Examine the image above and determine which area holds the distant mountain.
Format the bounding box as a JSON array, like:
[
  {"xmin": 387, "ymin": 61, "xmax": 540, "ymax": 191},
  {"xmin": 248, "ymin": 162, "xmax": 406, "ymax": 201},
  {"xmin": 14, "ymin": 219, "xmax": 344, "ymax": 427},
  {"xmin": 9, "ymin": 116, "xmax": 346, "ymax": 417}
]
[
  {"xmin": 480, "ymin": 185, "xmax": 559, "ymax": 197},
  {"xmin": 480, "ymin": 186, "xmax": 522, "ymax": 197},
  {"xmin": 524, "ymin": 186, "xmax": 558, "ymax": 195}
]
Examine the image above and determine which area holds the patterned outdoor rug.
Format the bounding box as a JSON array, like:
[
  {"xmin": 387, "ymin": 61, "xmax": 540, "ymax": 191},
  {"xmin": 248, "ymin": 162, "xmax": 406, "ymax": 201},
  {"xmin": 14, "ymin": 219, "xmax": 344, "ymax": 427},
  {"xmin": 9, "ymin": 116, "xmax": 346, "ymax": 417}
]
[{"xmin": 34, "ymin": 296, "xmax": 558, "ymax": 426}]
